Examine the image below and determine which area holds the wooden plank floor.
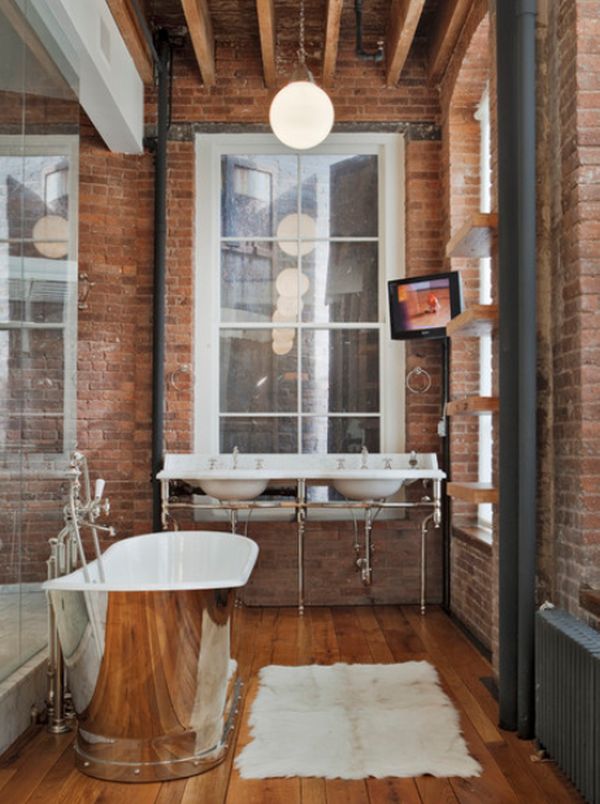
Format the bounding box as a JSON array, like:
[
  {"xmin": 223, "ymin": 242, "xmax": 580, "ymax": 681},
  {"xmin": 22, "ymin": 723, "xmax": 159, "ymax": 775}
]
[{"xmin": 0, "ymin": 605, "xmax": 583, "ymax": 804}]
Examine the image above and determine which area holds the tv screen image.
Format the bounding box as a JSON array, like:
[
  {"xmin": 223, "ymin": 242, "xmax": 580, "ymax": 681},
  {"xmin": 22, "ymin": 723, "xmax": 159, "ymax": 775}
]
[{"xmin": 388, "ymin": 272, "xmax": 463, "ymax": 340}]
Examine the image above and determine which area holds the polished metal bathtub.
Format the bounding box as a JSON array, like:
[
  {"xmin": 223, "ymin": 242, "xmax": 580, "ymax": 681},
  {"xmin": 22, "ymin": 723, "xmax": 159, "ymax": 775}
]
[{"xmin": 43, "ymin": 530, "xmax": 259, "ymax": 782}]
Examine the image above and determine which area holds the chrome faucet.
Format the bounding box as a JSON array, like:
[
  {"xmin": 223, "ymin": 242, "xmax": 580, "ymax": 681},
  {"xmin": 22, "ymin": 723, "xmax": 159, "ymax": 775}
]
[
  {"xmin": 360, "ymin": 445, "xmax": 369, "ymax": 469},
  {"xmin": 232, "ymin": 445, "xmax": 239, "ymax": 469},
  {"xmin": 409, "ymin": 450, "xmax": 418, "ymax": 468}
]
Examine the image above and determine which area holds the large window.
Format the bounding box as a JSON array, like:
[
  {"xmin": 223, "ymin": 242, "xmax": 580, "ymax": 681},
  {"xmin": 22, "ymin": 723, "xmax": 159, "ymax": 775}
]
[{"xmin": 195, "ymin": 134, "xmax": 404, "ymax": 454}]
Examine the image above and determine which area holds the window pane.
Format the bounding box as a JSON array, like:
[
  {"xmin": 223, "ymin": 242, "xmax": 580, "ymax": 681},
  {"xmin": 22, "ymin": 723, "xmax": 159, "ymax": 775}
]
[
  {"xmin": 220, "ymin": 329, "xmax": 298, "ymax": 413},
  {"xmin": 301, "ymin": 329, "xmax": 379, "ymax": 413},
  {"xmin": 221, "ymin": 155, "xmax": 297, "ymax": 238},
  {"xmin": 301, "ymin": 416, "xmax": 380, "ymax": 453},
  {"xmin": 220, "ymin": 417, "xmax": 297, "ymax": 453},
  {"xmin": 220, "ymin": 241, "xmax": 299, "ymax": 323},
  {"xmin": 0, "ymin": 329, "xmax": 64, "ymax": 417},
  {"xmin": 301, "ymin": 241, "xmax": 378, "ymax": 323},
  {"xmin": 300, "ymin": 154, "xmax": 378, "ymax": 238}
]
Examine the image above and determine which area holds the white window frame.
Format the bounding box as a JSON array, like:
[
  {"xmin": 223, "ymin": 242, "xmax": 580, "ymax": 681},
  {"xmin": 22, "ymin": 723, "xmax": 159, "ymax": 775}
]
[
  {"xmin": 0, "ymin": 134, "xmax": 79, "ymax": 463},
  {"xmin": 194, "ymin": 133, "xmax": 406, "ymax": 455},
  {"xmin": 474, "ymin": 87, "xmax": 493, "ymax": 530}
]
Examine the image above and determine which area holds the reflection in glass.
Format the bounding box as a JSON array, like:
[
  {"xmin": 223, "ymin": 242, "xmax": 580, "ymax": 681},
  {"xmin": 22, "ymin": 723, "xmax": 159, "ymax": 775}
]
[
  {"xmin": 221, "ymin": 155, "xmax": 297, "ymax": 238},
  {"xmin": 302, "ymin": 241, "xmax": 378, "ymax": 323},
  {"xmin": 300, "ymin": 154, "xmax": 378, "ymax": 238},
  {"xmin": 301, "ymin": 416, "xmax": 380, "ymax": 453},
  {"xmin": 220, "ymin": 417, "xmax": 298, "ymax": 453},
  {"xmin": 220, "ymin": 329, "xmax": 298, "ymax": 413},
  {"xmin": 301, "ymin": 329, "xmax": 379, "ymax": 414}
]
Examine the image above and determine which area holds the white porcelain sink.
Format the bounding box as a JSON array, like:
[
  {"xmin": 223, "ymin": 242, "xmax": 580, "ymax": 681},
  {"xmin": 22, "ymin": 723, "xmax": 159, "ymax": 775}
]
[
  {"xmin": 331, "ymin": 477, "xmax": 404, "ymax": 501},
  {"xmin": 195, "ymin": 478, "xmax": 268, "ymax": 501}
]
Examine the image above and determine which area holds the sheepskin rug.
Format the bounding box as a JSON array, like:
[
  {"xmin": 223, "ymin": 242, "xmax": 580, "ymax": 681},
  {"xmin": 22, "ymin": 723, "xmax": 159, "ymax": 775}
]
[{"xmin": 235, "ymin": 661, "xmax": 481, "ymax": 780}]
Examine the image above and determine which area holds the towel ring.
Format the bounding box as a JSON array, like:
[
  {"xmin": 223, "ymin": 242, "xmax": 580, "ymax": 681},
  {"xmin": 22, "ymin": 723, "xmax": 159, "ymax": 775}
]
[
  {"xmin": 169, "ymin": 363, "xmax": 191, "ymax": 391},
  {"xmin": 406, "ymin": 366, "xmax": 432, "ymax": 395}
]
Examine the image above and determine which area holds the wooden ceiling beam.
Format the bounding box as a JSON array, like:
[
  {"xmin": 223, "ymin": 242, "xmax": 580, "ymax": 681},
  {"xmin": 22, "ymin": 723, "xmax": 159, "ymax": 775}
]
[
  {"xmin": 181, "ymin": 0, "xmax": 216, "ymax": 87},
  {"xmin": 256, "ymin": 0, "xmax": 277, "ymax": 88},
  {"xmin": 385, "ymin": 0, "xmax": 426, "ymax": 87},
  {"xmin": 322, "ymin": 0, "xmax": 343, "ymax": 87},
  {"xmin": 428, "ymin": 0, "xmax": 473, "ymax": 83},
  {"xmin": 107, "ymin": 0, "xmax": 154, "ymax": 85}
]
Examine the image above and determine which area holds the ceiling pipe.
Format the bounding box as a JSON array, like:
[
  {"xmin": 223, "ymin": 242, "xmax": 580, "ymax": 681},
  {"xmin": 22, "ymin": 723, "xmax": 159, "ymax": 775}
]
[
  {"xmin": 354, "ymin": 0, "xmax": 384, "ymax": 62},
  {"xmin": 497, "ymin": 0, "xmax": 537, "ymax": 737}
]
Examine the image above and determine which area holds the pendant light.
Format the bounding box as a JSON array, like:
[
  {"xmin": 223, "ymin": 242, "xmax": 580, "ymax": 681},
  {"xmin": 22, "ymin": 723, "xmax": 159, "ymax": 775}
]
[{"xmin": 269, "ymin": 0, "xmax": 334, "ymax": 150}]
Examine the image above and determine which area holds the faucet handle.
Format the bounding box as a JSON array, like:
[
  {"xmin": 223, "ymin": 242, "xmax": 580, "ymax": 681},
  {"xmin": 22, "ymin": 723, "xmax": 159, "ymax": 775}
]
[
  {"xmin": 208, "ymin": 457, "xmax": 217, "ymax": 470},
  {"xmin": 383, "ymin": 457, "xmax": 392, "ymax": 470},
  {"xmin": 409, "ymin": 450, "xmax": 418, "ymax": 468},
  {"xmin": 255, "ymin": 458, "xmax": 264, "ymax": 470},
  {"xmin": 337, "ymin": 458, "xmax": 346, "ymax": 470},
  {"xmin": 94, "ymin": 478, "xmax": 105, "ymax": 501}
]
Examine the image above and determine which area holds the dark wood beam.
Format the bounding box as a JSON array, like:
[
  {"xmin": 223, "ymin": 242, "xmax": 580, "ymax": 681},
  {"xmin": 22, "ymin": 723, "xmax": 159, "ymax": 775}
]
[
  {"xmin": 107, "ymin": 0, "xmax": 154, "ymax": 85},
  {"xmin": 181, "ymin": 0, "xmax": 216, "ymax": 87},
  {"xmin": 322, "ymin": 0, "xmax": 343, "ymax": 87},
  {"xmin": 385, "ymin": 0, "xmax": 426, "ymax": 87},
  {"xmin": 428, "ymin": 0, "xmax": 473, "ymax": 83},
  {"xmin": 255, "ymin": 0, "xmax": 277, "ymax": 88}
]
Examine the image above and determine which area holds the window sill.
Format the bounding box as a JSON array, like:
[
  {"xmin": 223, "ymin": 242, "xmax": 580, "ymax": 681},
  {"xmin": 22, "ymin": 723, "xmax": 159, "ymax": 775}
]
[{"xmin": 452, "ymin": 524, "xmax": 493, "ymax": 554}]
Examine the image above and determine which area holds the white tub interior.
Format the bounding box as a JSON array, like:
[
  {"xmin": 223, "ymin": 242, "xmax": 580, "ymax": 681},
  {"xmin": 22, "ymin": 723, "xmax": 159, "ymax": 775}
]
[{"xmin": 43, "ymin": 531, "xmax": 259, "ymax": 592}]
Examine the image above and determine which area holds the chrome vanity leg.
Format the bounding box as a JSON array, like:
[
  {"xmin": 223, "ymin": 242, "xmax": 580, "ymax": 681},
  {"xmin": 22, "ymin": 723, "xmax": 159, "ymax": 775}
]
[
  {"xmin": 160, "ymin": 479, "xmax": 169, "ymax": 530},
  {"xmin": 362, "ymin": 506, "xmax": 374, "ymax": 585},
  {"xmin": 297, "ymin": 479, "xmax": 306, "ymax": 615},
  {"xmin": 420, "ymin": 513, "xmax": 434, "ymax": 615}
]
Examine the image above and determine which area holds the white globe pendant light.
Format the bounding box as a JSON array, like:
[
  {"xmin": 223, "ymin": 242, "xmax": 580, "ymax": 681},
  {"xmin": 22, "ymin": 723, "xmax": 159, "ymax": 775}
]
[{"xmin": 269, "ymin": 0, "xmax": 334, "ymax": 150}]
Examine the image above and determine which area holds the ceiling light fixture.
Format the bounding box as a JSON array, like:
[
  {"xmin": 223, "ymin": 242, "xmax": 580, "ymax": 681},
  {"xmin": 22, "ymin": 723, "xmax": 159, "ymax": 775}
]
[{"xmin": 269, "ymin": 0, "xmax": 334, "ymax": 150}]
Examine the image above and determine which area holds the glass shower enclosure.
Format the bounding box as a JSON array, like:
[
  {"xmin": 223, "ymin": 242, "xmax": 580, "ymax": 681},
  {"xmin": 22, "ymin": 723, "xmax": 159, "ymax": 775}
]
[{"xmin": 0, "ymin": 2, "xmax": 79, "ymax": 691}]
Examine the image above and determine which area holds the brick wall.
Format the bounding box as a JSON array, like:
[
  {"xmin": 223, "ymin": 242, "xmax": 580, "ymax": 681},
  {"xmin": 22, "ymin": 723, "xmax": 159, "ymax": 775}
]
[{"xmin": 536, "ymin": 0, "xmax": 600, "ymax": 629}]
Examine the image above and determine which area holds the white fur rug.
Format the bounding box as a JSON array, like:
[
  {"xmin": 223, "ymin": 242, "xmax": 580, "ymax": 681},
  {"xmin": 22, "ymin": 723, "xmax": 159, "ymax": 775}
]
[{"xmin": 235, "ymin": 662, "xmax": 481, "ymax": 779}]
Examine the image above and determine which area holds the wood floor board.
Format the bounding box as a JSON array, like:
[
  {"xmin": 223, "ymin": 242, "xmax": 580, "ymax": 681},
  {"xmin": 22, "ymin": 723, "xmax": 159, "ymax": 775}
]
[{"xmin": 1, "ymin": 605, "xmax": 584, "ymax": 804}]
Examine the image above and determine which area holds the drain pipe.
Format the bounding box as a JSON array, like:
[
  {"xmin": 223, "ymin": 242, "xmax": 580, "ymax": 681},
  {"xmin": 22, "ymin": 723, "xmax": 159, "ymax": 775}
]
[
  {"xmin": 496, "ymin": 0, "xmax": 537, "ymax": 737},
  {"xmin": 152, "ymin": 31, "xmax": 172, "ymax": 531}
]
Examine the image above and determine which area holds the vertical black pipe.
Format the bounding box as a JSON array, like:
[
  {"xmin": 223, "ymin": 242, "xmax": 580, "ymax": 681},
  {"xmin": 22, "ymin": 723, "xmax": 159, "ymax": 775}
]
[
  {"xmin": 152, "ymin": 31, "xmax": 171, "ymax": 531},
  {"xmin": 497, "ymin": 0, "xmax": 519, "ymax": 733},
  {"xmin": 441, "ymin": 336, "xmax": 451, "ymax": 611},
  {"xmin": 496, "ymin": 0, "xmax": 537, "ymax": 735},
  {"xmin": 516, "ymin": 0, "xmax": 537, "ymax": 740}
]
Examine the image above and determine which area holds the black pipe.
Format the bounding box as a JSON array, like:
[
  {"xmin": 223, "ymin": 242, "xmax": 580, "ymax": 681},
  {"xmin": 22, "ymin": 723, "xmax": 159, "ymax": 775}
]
[
  {"xmin": 497, "ymin": 0, "xmax": 519, "ymax": 733},
  {"xmin": 515, "ymin": 0, "xmax": 537, "ymax": 740},
  {"xmin": 441, "ymin": 336, "xmax": 451, "ymax": 612},
  {"xmin": 151, "ymin": 31, "xmax": 171, "ymax": 532},
  {"xmin": 354, "ymin": 0, "xmax": 384, "ymax": 63},
  {"xmin": 496, "ymin": 0, "xmax": 537, "ymax": 736}
]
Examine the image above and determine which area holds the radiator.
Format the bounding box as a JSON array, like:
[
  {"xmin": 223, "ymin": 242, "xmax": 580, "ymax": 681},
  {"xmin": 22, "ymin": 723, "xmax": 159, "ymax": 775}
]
[{"xmin": 535, "ymin": 606, "xmax": 600, "ymax": 804}]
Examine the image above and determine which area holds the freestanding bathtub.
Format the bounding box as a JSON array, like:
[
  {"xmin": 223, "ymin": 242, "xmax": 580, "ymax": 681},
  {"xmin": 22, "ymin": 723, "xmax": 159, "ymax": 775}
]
[{"xmin": 43, "ymin": 530, "xmax": 259, "ymax": 782}]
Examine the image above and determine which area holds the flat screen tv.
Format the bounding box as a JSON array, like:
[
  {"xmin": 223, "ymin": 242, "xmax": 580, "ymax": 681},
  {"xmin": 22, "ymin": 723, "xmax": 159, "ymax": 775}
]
[{"xmin": 388, "ymin": 271, "xmax": 463, "ymax": 341}]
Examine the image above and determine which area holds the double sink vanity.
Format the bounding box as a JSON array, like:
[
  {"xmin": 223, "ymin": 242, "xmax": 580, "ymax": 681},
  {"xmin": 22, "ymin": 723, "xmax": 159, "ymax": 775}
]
[{"xmin": 157, "ymin": 451, "xmax": 445, "ymax": 612}]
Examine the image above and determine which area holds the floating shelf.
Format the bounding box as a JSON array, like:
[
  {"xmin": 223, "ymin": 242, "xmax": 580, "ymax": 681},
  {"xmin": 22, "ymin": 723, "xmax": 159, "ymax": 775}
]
[
  {"xmin": 446, "ymin": 304, "xmax": 498, "ymax": 338},
  {"xmin": 446, "ymin": 396, "xmax": 499, "ymax": 416},
  {"xmin": 447, "ymin": 482, "xmax": 499, "ymax": 504},
  {"xmin": 446, "ymin": 212, "xmax": 498, "ymax": 259}
]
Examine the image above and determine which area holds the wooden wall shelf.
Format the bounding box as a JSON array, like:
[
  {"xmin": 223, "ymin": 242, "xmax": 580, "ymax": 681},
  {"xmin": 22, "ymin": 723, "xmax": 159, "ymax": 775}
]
[
  {"xmin": 446, "ymin": 396, "xmax": 499, "ymax": 416},
  {"xmin": 447, "ymin": 482, "xmax": 499, "ymax": 504},
  {"xmin": 446, "ymin": 304, "xmax": 498, "ymax": 338},
  {"xmin": 446, "ymin": 212, "xmax": 498, "ymax": 259}
]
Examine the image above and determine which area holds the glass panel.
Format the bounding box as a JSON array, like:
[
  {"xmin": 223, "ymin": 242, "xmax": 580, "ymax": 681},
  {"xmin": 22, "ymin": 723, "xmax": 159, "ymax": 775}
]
[
  {"xmin": 220, "ymin": 417, "xmax": 298, "ymax": 453},
  {"xmin": 301, "ymin": 241, "xmax": 378, "ymax": 323},
  {"xmin": 301, "ymin": 416, "xmax": 380, "ymax": 453},
  {"xmin": 220, "ymin": 241, "xmax": 299, "ymax": 323},
  {"xmin": 220, "ymin": 329, "xmax": 298, "ymax": 413},
  {"xmin": 221, "ymin": 155, "xmax": 297, "ymax": 238},
  {"xmin": 0, "ymin": 329, "xmax": 65, "ymax": 418},
  {"xmin": 301, "ymin": 329, "xmax": 379, "ymax": 413},
  {"xmin": 300, "ymin": 154, "xmax": 378, "ymax": 238}
]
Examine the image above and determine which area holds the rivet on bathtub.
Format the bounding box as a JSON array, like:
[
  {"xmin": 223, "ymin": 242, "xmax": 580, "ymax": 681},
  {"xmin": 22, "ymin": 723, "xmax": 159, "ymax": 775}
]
[
  {"xmin": 83, "ymin": 762, "xmax": 90, "ymax": 768},
  {"xmin": 133, "ymin": 768, "xmax": 141, "ymax": 775}
]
